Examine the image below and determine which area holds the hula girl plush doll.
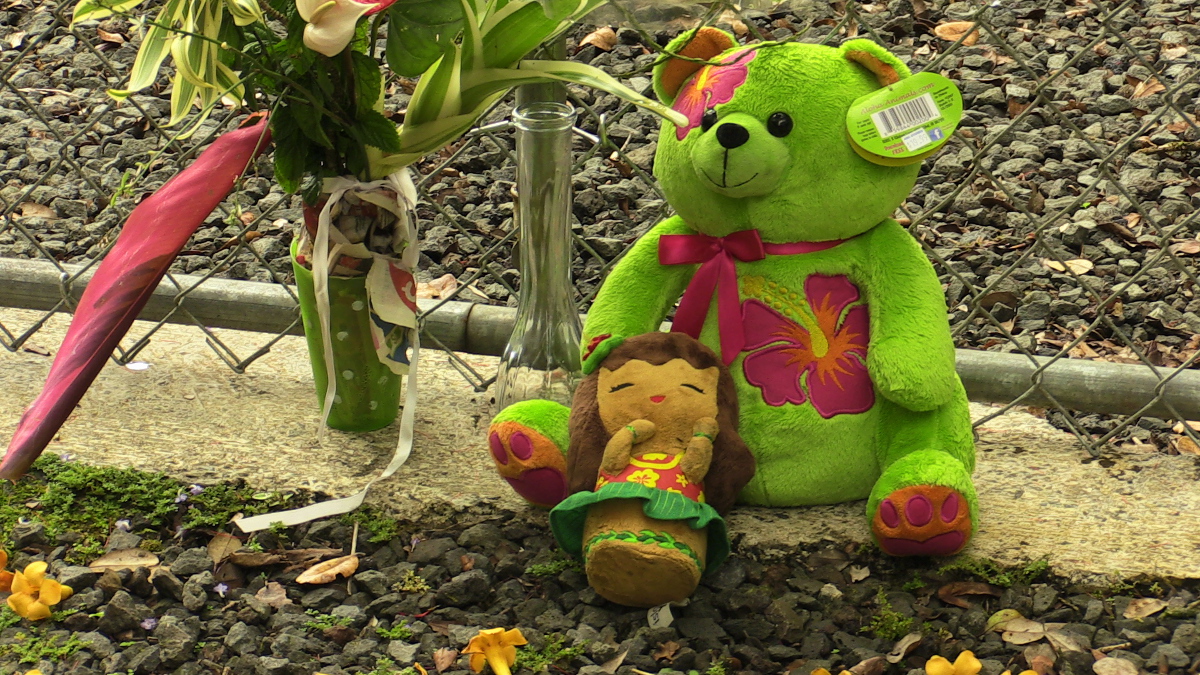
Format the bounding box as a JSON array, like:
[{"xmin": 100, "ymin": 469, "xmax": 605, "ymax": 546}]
[{"xmin": 548, "ymin": 332, "xmax": 755, "ymax": 607}]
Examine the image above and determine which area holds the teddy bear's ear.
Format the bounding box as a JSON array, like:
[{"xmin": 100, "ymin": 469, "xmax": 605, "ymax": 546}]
[
  {"xmin": 652, "ymin": 27, "xmax": 738, "ymax": 105},
  {"xmin": 841, "ymin": 39, "xmax": 913, "ymax": 87}
]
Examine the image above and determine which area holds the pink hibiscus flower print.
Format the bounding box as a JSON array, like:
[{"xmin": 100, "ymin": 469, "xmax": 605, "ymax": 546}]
[
  {"xmin": 740, "ymin": 275, "xmax": 874, "ymax": 418},
  {"xmin": 671, "ymin": 48, "xmax": 756, "ymax": 141}
]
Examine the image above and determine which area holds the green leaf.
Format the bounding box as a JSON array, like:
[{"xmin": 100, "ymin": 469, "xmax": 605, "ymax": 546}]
[
  {"xmin": 168, "ymin": 71, "xmax": 198, "ymax": 126},
  {"xmin": 71, "ymin": 0, "xmax": 147, "ymax": 24},
  {"xmin": 351, "ymin": 51, "xmax": 382, "ymax": 116},
  {"xmin": 404, "ymin": 45, "xmax": 461, "ymax": 126},
  {"xmin": 462, "ymin": 60, "xmax": 688, "ymax": 127},
  {"xmin": 536, "ymin": 0, "xmax": 575, "ymax": 20},
  {"xmin": 352, "ymin": 109, "xmax": 401, "ymax": 153},
  {"xmin": 291, "ymin": 102, "xmax": 333, "ymax": 149},
  {"xmin": 480, "ymin": 0, "xmax": 604, "ymax": 67},
  {"xmin": 271, "ymin": 108, "xmax": 308, "ymax": 193},
  {"xmin": 385, "ymin": 0, "xmax": 463, "ymax": 77},
  {"xmin": 117, "ymin": 0, "xmax": 181, "ymax": 94}
]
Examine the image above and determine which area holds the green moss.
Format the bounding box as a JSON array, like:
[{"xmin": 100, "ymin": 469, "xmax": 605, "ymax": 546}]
[
  {"xmin": 525, "ymin": 555, "xmax": 581, "ymax": 577},
  {"xmin": 0, "ymin": 456, "xmax": 310, "ymax": 566},
  {"xmin": 937, "ymin": 556, "xmax": 1049, "ymax": 588},
  {"xmin": 514, "ymin": 633, "xmax": 587, "ymax": 672},
  {"xmin": 376, "ymin": 622, "xmax": 413, "ymax": 640},
  {"xmin": 0, "ymin": 607, "xmax": 21, "ymax": 630},
  {"xmin": 0, "ymin": 631, "xmax": 85, "ymax": 663},
  {"xmin": 303, "ymin": 609, "xmax": 353, "ymax": 631},
  {"xmin": 392, "ymin": 569, "xmax": 430, "ymax": 594},
  {"xmin": 862, "ymin": 589, "xmax": 914, "ymax": 640},
  {"xmin": 902, "ymin": 572, "xmax": 926, "ymax": 592},
  {"xmin": 339, "ymin": 505, "xmax": 401, "ymax": 544}
]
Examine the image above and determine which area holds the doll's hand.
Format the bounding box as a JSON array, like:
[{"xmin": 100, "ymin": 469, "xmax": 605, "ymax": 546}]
[
  {"xmin": 681, "ymin": 417, "xmax": 717, "ymax": 484},
  {"xmin": 600, "ymin": 420, "xmax": 656, "ymax": 474},
  {"xmin": 627, "ymin": 419, "xmax": 657, "ymax": 445}
]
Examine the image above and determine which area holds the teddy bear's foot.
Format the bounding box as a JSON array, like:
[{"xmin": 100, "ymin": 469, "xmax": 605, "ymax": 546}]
[
  {"xmin": 871, "ymin": 485, "xmax": 972, "ymax": 557},
  {"xmin": 488, "ymin": 421, "xmax": 568, "ymax": 508}
]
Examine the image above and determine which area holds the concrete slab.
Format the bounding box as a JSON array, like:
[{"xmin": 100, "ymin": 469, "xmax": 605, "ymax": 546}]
[{"xmin": 2, "ymin": 307, "xmax": 1197, "ymax": 584}]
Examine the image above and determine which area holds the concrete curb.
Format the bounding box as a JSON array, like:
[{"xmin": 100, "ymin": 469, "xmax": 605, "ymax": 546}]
[{"xmin": 1, "ymin": 307, "xmax": 1197, "ymax": 584}]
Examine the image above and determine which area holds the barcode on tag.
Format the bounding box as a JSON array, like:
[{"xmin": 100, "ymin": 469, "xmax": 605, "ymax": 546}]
[{"xmin": 871, "ymin": 93, "xmax": 939, "ymax": 137}]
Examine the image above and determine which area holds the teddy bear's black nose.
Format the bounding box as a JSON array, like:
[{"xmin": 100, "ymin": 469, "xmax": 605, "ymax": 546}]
[{"xmin": 715, "ymin": 122, "xmax": 749, "ymax": 149}]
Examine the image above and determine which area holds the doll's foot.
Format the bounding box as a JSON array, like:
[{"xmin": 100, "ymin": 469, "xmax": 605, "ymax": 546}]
[
  {"xmin": 871, "ymin": 485, "xmax": 972, "ymax": 556},
  {"xmin": 584, "ymin": 535, "xmax": 702, "ymax": 607},
  {"xmin": 487, "ymin": 401, "xmax": 570, "ymax": 509}
]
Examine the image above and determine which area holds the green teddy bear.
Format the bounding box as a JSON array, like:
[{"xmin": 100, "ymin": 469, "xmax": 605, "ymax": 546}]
[{"xmin": 487, "ymin": 28, "xmax": 976, "ymax": 557}]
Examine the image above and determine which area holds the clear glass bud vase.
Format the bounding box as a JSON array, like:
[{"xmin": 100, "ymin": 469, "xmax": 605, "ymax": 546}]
[{"xmin": 495, "ymin": 102, "xmax": 583, "ymax": 410}]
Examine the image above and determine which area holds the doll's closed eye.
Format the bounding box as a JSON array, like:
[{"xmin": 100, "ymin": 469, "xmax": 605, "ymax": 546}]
[
  {"xmin": 609, "ymin": 383, "xmax": 635, "ymax": 393},
  {"xmin": 681, "ymin": 384, "xmax": 705, "ymax": 393}
]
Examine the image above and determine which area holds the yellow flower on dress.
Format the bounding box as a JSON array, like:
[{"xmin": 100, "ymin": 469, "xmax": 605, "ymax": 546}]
[
  {"xmin": 7, "ymin": 561, "xmax": 73, "ymax": 621},
  {"xmin": 675, "ymin": 472, "xmax": 690, "ymax": 488},
  {"xmin": 594, "ymin": 476, "xmax": 609, "ymax": 489},
  {"xmin": 926, "ymin": 650, "xmax": 982, "ymax": 675},
  {"xmin": 627, "ymin": 469, "xmax": 660, "ymax": 488},
  {"xmin": 463, "ymin": 627, "xmax": 527, "ymax": 675}
]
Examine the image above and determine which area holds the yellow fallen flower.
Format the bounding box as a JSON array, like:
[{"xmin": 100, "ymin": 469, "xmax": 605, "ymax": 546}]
[
  {"xmin": 926, "ymin": 650, "xmax": 983, "ymax": 675},
  {"xmin": 7, "ymin": 561, "xmax": 73, "ymax": 621},
  {"xmin": 463, "ymin": 627, "xmax": 527, "ymax": 675},
  {"xmin": 0, "ymin": 550, "xmax": 14, "ymax": 592},
  {"xmin": 812, "ymin": 669, "xmax": 854, "ymax": 675}
]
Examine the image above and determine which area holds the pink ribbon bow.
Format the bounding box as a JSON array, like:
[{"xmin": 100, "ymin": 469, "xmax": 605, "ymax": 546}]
[{"xmin": 659, "ymin": 229, "xmax": 848, "ymax": 365}]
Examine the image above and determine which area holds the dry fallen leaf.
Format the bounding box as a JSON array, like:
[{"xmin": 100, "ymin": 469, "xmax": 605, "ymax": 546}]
[
  {"xmin": 96, "ymin": 28, "xmax": 125, "ymax": 44},
  {"xmin": 938, "ymin": 581, "xmax": 1001, "ymax": 609},
  {"xmin": 18, "ymin": 202, "xmax": 57, "ymax": 219},
  {"xmin": 653, "ymin": 641, "xmax": 680, "ymax": 662},
  {"xmin": 229, "ymin": 551, "xmax": 286, "ymax": 567},
  {"xmin": 416, "ymin": 273, "xmax": 458, "ymax": 299},
  {"xmin": 1175, "ymin": 436, "xmax": 1200, "ymax": 456},
  {"xmin": 600, "ymin": 650, "xmax": 628, "ymax": 674},
  {"xmin": 1042, "ymin": 258, "xmax": 1093, "ymax": 274},
  {"xmin": 1132, "ymin": 78, "xmax": 1165, "ymax": 99},
  {"xmin": 1025, "ymin": 644, "xmax": 1057, "ymax": 675},
  {"xmin": 886, "ymin": 633, "xmax": 923, "ymax": 664},
  {"xmin": 934, "ymin": 21, "xmax": 980, "ymax": 46},
  {"xmin": 255, "ymin": 581, "xmax": 292, "ymax": 609},
  {"xmin": 433, "ymin": 647, "xmax": 458, "ymax": 673},
  {"xmin": 1045, "ymin": 629, "xmax": 1085, "ymax": 653},
  {"xmin": 89, "ymin": 548, "xmax": 160, "ymax": 572},
  {"xmin": 1123, "ymin": 598, "xmax": 1167, "ymax": 619},
  {"xmin": 717, "ymin": 9, "xmax": 750, "ymax": 37},
  {"xmin": 1093, "ymin": 657, "xmax": 1139, "ymax": 675},
  {"xmin": 460, "ymin": 554, "xmax": 475, "ymax": 572},
  {"xmin": 295, "ymin": 554, "xmax": 359, "ymax": 584},
  {"xmin": 849, "ymin": 655, "xmax": 886, "ymax": 675},
  {"xmin": 847, "ymin": 565, "xmax": 870, "ymax": 582},
  {"xmin": 1168, "ymin": 240, "xmax": 1200, "ymax": 256},
  {"xmin": 208, "ymin": 532, "xmax": 241, "ymax": 565},
  {"xmin": 6, "ymin": 30, "xmax": 24, "ymax": 48},
  {"xmin": 579, "ymin": 26, "xmax": 617, "ymax": 51},
  {"xmin": 1162, "ymin": 46, "xmax": 1188, "ymax": 59}
]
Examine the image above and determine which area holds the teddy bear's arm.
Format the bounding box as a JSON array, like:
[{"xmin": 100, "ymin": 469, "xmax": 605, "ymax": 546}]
[
  {"xmin": 863, "ymin": 219, "xmax": 960, "ymax": 411},
  {"xmin": 582, "ymin": 217, "xmax": 697, "ymax": 361}
]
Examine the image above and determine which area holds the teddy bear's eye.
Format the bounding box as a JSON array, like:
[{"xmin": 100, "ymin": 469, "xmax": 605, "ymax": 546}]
[
  {"xmin": 701, "ymin": 109, "xmax": 718, "ymax": 132},
  {"xmin": 768, "ymin": 111, "xmax": 794, "ymax": 137}
]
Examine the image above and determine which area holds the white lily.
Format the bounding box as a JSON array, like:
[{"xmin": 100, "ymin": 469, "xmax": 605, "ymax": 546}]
[{"xmin": 297, "ymin": 0, "xmax": 388, "ymax": 57}]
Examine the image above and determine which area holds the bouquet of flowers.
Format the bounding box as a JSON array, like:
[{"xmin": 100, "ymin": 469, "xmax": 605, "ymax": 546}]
[{"xmin": 3, "ymin": 0, "xmax": 686, "ymax": 488}]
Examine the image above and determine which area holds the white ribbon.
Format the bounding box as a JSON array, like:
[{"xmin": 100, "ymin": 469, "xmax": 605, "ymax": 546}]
[{"xmin": 236, "ymin": 170, "xmax": 421, "ymax": 532}]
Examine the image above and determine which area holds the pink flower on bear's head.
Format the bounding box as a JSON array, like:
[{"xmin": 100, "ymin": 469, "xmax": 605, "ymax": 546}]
[
  {"xmin": 740, "ymin": 275, "xmax": 874, "ymax": 418},
  {"xmin": 671, "ymin": 48, "xmax": 756, "ymax": 141}
]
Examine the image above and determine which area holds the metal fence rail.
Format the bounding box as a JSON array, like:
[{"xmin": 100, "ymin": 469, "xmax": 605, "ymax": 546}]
[{"xmin": 1, "ymin": 0, "xmax": 1198, "ymax": 457}]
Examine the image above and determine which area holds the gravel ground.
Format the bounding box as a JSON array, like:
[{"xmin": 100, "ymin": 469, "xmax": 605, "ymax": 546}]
[
  {"xmin": 1, "ymin": 0, "xmax": 1198, "ymax": 447},
  {"xmin": 6, "ymin": 487, "xmax": 1200, "ymax": 675}
]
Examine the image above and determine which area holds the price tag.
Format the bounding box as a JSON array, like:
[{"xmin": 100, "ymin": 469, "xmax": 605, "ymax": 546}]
[
  {"xmin": 846, "ymin": 71, "xmax": 963, "ymax": 166},
  {"xmin": 647, "ymin": 602, "xmax": 674, "ymax": 628}
]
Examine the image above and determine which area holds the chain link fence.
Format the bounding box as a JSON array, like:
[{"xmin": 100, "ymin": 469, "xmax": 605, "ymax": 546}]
[{"xmin": 1, "ymin": 0, "xmax": 1198, "ymax": 457}]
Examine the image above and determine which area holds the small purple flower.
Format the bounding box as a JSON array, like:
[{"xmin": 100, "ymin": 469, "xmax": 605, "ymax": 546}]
[
  {"xmin": 140, "ymin": 617, "xmax": 158, "ymax": 631},
  {"xmin": 189, "ymin": 484, "xmax": 205, "ymax": 495},
  {"xmin": 214, "ymin": 582, "xmax": 229, "ymax": 597},
  {"xmin": 58, "ymin": 453, "xmax": 75, "ymax": 462},
  {"xmin": 114, "ymin": 519, "xmax": 131, "ymax": 532},
  {"xmin": 174, "ymin": 493, "xmax": 189, "ymax": 504}
]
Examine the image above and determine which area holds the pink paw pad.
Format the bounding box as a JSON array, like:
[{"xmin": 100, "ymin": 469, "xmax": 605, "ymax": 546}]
[{"xmin": 872, "ymin": 485, "xmax": 972, "ymax": 558}]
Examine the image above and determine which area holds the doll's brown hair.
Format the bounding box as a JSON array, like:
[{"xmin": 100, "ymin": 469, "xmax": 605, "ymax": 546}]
[{"xmin": 566, "ymin": 332, "xmax": 755, "ymax": 515}]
